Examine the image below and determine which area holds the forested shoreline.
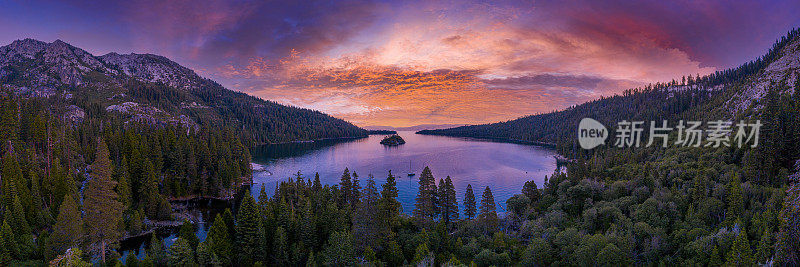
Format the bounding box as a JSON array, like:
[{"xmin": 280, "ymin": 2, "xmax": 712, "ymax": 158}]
[
  {"xmin": 412, "ymin": 28, "xmax": 800, "ymax": 266},
  {"xmin": 0, "ymin": 88, "xmax": 256, "ymax": 265}
]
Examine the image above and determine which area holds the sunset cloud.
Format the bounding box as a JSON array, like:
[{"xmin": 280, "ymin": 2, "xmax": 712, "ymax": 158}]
[{"xmin": 2, "ymin": 0, "xmax": 799, "ymax": 127}]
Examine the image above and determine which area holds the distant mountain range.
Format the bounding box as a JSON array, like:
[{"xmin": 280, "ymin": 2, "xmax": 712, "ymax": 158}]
[
  {"xmin": 0, "ymin": 39, "xmax": 366, "ymax": 143},
  {"xmin": 363, "ymin": 124, "xmax": 466, "ymax": 132}
]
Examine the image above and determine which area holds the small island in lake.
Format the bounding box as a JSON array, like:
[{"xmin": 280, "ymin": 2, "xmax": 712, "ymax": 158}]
[{"xmin": 380, "ymin": 134, "xmax": 406, "ymax": 146}]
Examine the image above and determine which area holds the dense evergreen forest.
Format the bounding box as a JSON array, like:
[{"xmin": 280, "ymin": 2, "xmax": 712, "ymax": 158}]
[
  {"xmin": 410, "ymin": 28, "xmax": 800, "ymax": 266},
  {"xmin": 1, "ymin": 29, "xmax": 800, "ymax": 267},
  {"xmin": 0, "ymin": 89, "xmax": 255, "ymax": 264}
]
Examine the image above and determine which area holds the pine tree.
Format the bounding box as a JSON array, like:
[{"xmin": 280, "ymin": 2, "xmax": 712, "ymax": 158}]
[
  {"xmin": 273, "ymin": 226, "xmax": 288, "ymax": 265},
  {"xmin": 756, "ymin": 227, "xmax": 773, "ymax": 264},
  {"xmin": 479, "ymin": 186, "xmax": 498, "ymax": 229},
  {"xmin": 125, "ymin": 250, "xmax": 139, "ymax": 267},
  {"xmin": 47, "ymin": 193, "xmax": 83, "ymax": 259},
  {"xmin": 464, "ymin": 184, "xmax": 477, "ymax": 220},
  {"xmin": 208, "ymin": 214, "xmax": 232, "ymax": 265},
  {"xmin": 726, "ymin": 175, "xmax": 744, "ymax": 223},
  {"xmin": 196, "ymin": 238, "xmax": 221, "ymax": 266},
  {"xmin": 167, "ymin": 237, "xmax": 196, "ymax": 266},
  {"xmin": 50, "ymin": 158, "xmax": 73, "ymax": 216},
  {"xmin": 726, "ymin": 227, "xmax": 754, "ymax": 266},
  {"xmin": 413, "ymin": 243, "xmax": 430, "ymax": 264},
  {"xmin": 139, "ymin": 160, "xmax": 163, "ymax": 219},
  {"xmin": 339, "ymin": 168, "xmax": 352, "ymax": 207},
  {"xmin": 322, "ymin": 231, "xmax": 355, "ymax": 266},
  {"xmin": 28, "ymin": 170, "xmax": 50, "ymax": 227},
  {"xmin": 84, "ymin": 138, "xmax": 124, "ymax": 263},
  {"xmin": 440, "ymin": 176, "xmax": 459, "ymax": 224},
  {"xmin": 522, "ymin": 180, "xmax": 540, "ymax": 203},
  {"xmin": 129, "ymin": 209, "xmax": 144, "ymax": 235},
  {"xmin": 115, "ymin": 157, "xmax": 132, "ymax": 210},
  {"xmin": 413, "ymin": 166, "xmax": 438, "ymax": 220},
  {"xmin": 351, "ymin": 172, "xmax": 361, "ymax": 208},
  {"xmin": 178, "ymin": 220, "xmax": 198, "ymax": 249},
  {"xmin": 276, "ymin": 197, "xmax": 292, "ymax": 231},
  {"xmin": 9, "ymin": 195, "xmax": 31, "ymax": 235},
  {"xmin": 257, "ymin": 184, "xmax": 269, "ymax": 208},
  {"xmin": 236, "ymin": 192, "xmax": 262, "ymax": 265},
  {"xmin": 0, "ymin": 96, "xmax": 19, "ymax": 143},
  {"xmin": 1, "ymin": 147, "xmax": 22, "ymax": 209},
  {"xmin": 353, "ymin": 174, "xmax": 380, "ymax": 252},
  {"xmin": 300, "ymin": 201, "xmax": 317, "ymax": 249},
  {"xmin": 313, "ymin": 173, "xmax": 322, "ymax": 192},
  {"xmin": 15, "ymin": 150, "xmax": 32, "ymax": 210},
  {"xmin": 379, "ymin": 171, "xmax": 401, "ymax": 236},
  {"xmin": 0, "ymin": 220, "xmax": 15, "ymax": 263},
  {"xmin": 383, "ymin": 240, "xmax": 404, "ymax": 266},
  {"xmin": 437, "ymin": 178, "xmax": 445, "ymax": 219},
  {"xmin": 148, "ymin": 232, "xmax": 167, "ymax": 266},
  {"xmin": 222, "ymin": 208, "xmax": 235, "ymax": 239}
]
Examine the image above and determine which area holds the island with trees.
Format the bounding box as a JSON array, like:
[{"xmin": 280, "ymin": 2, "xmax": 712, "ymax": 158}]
[{"xmin": 379, "ymin": 134, "xmax": 406, "ymax": 146}]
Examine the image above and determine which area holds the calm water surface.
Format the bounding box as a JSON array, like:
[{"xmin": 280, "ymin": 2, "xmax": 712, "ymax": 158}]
[
  {"xmin": 120, "ymin": 132, "xmax": 557, "ymax": 263},
  {"xmin": 250, "ymin": 131, "xmax": 557, "ymax": 214}
]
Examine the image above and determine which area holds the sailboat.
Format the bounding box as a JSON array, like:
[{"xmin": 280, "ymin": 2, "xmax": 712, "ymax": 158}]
[{"xmin": 407, "ymin": 160, "xmax": 415, "ymax": 176}]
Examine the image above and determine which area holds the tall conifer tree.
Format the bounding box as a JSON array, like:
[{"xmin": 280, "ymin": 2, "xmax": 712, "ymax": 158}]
[
  {"xmin": 441, "ymin": 176, "xmax": 459, "ymax": 224},
  {"xmin": 353, "ymin": 174, "xmax": 380, "ymax": 252},
  {"xmin": 379, "ymin": 171, "xmax": 401, "ymax": 235},
  {"xmin": 236, "ymin": 192, "xmax": 262, "ymax": 265},
  {"xmin": 208, "ymin": 214, "xmax": 232, "ymax": 265},
  {"xmin": 464, "ymin": 184, "xmax": 476, "ymax": 220},
  {"xmin": 413, "ymin": 166, "xmax": 438, "ymax": 220},
  {"xmin": 84, "ymin": 138, "xmax": 124, "ymax": 263},
  {"xmin": 479, "ymin": 186, "xmax": 497, "ymax": 229},
  {"xmin": 339, "ymin": 168, "xmax": 352, "ymax": 207}
]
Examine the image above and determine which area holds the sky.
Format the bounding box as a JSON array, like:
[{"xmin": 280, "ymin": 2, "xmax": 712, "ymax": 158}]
[{"xmin": 1, "ymin": 0, "xmax": 799, "ymax": 127}]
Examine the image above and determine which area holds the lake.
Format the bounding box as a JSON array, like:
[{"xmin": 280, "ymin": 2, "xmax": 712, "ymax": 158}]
[
  {"xmin": 250, "ymin": 131, "xmax": 557, "ymax": 215},
  {"xmin": 119, "ymin": 131, "xmax": 557, "ymax": 263}
]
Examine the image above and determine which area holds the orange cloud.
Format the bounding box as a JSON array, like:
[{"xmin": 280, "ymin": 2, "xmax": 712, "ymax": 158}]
[
  {"xmin": 211, "ymin": 0, "xmax": 785, "ymax": 127},
  {"xmin": 215, "ymin": 2, "xmax": 710, "ymax": 127},
  {"xmin": 221, "ymin": 51, "xmax": 642, "ymax": 127}
]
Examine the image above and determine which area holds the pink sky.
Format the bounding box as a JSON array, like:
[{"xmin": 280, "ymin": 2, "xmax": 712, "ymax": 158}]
[{"xmin": 2, "ymin": 0, "xmax": 799, "ymax": 127}]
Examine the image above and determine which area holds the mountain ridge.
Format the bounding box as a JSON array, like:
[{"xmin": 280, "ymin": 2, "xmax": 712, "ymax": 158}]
[
  {"xmin": 363, "ymin": 123, "xmax": 466, "ymax": 132},
  {"xmin": 0, "ymin": 38, "xmax": 367, "ymax": 144}
]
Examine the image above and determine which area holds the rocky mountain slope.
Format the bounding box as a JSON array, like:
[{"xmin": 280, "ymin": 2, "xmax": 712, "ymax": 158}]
[
  {"xmin": 99, "ymin": 52, "xmax": 201, "ymax": 89},
  {"xmin": 0, "ymin": 39, "xmax": 367, "ymax": 143},
  {"xmin": 726, "ymin": 35, "xmax": 800, "ymax": 114}
]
